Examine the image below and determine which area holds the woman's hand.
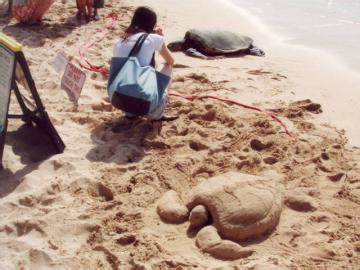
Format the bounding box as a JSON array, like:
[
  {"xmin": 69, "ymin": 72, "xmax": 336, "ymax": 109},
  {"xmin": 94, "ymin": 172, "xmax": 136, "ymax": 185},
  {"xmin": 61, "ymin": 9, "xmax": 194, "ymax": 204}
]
[{"xmin": 154, "ymin": 27, "xmax": 163, "ymax": 36}]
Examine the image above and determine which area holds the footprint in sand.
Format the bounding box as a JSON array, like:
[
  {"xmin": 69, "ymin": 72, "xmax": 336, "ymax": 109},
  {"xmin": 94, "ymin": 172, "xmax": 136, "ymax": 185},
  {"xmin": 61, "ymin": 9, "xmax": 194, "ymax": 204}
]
[
  {"xmin": 90, "ymin": 72, "xmax": 106, "ymax": 81},
  {"xmin": 116, "ymin": 233, "xmax": 136, "ymax": 245},
  {"xmin": 91, "ymin": 103, "xmax": 113, "ymax": 112},
  {"xmin": 250, "ymin": 139, "xmax": 274, "ymax": 151},
  {"xmin": 247, "ymin": 70, "xmax": 288, "ymax": 82},
  {"xmin": 289, "ymin": 99, "xmax": 322, "ymax": 114},
  {"xmin": 189, "ymin": 140, "xmax": 209, "ymax": 151},
  {"xmin": 88, "ymin": 183, "xmax": 114, "ymax": 202},
  {"xmin": 263, "ymin": 156, "xmax": 278, "ymax": 165},
  {"xmin": 14, "ymin": 221, "xmax": 46, "ymax": 237},
  {"xmin": 173, "ymin": 63, "xmax": 190, "ymax": 68},
  {"xmin": 18, "ymin": 196, "xmax": 36, "ymax": 207},
  {"xmin": 188, "ymin": 109, "xmax": 217, "ymax": 122},
  {"xmin": 187, "ymin": 72, "xmax": 211, "ymax": 84},
  {"xmin": 271, "ymin": 73, "xmax": 288, "ymax": 81},
  {"xmin": 247, "ymin": 69, "xmax": 272, "ymax": 75}
]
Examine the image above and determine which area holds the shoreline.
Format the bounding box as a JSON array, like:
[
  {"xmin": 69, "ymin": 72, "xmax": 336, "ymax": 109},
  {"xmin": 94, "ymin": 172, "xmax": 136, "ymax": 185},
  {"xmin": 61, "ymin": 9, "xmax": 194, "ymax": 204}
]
[
  {"xmin": 225, "ymin": 0, "xmax": 360, "ymax": 73},
  {"xmin": 223, "ymin": 0, "xmax": 360, "ymax": 76}
]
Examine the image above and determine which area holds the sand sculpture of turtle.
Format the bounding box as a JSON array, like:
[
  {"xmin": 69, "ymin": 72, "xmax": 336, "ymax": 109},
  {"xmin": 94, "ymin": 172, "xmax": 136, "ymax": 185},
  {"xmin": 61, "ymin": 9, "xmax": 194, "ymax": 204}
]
[
  {"xmin": 157, "ymin": 171, "xmax": 284, "ymax": 260},
  {"xmin": 167, "ymin": 29, "xmax": 265, "ymax": 58}
]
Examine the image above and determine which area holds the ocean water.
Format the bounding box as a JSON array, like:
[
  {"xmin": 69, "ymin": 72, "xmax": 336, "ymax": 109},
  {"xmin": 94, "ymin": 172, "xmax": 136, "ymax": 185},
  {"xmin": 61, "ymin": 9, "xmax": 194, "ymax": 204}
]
[{"xmin": 232, "ymin": 0, "xmax": 360, "ymax": 71}]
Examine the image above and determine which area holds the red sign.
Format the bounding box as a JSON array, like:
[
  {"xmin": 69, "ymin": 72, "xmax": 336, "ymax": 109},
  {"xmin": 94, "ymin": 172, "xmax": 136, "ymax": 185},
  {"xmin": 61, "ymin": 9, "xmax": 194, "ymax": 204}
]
[{"xmin": 61, "ymin": 63, "xmax": 86, "ymax": 103}]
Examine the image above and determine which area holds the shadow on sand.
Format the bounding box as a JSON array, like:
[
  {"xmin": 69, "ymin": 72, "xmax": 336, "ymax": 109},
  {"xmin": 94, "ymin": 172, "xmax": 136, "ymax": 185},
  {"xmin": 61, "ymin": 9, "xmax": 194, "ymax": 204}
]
[
  {"xmin": 1, "ymin": 15, "xmax": 83, "ymax": 48},
  {"xmin": 86, "ymin": 116, "xmax": 162, "ymax": 165},
  {"xmin": 0, "ymin": 123, "xmax": 60, "ymax": 198},
  {"xmin": 0, "ymin": 13, "xmax": 12, "ymax": 28}
]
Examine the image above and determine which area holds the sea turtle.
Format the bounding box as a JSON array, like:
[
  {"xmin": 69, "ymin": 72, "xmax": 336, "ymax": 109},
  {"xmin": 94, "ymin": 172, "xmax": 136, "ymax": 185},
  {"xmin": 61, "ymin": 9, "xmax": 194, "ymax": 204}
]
[
  {"xmin": 157, "ymin": 171, "xmax": 284, "ymax": 260},
  {"xmin": 167, "ymin": 29, "xmax": 265, "ymax": 58}
]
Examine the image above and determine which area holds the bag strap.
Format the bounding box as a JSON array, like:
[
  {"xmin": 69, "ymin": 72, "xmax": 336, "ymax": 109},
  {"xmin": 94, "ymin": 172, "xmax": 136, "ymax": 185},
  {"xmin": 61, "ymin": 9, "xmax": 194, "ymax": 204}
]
[
  {"xmin": 150, "ymin": 53, "xmax": 155, "ymax": 68},
  {"xmin": 128, "ymin": 33, "xmax": 149, "ymax": 57}
]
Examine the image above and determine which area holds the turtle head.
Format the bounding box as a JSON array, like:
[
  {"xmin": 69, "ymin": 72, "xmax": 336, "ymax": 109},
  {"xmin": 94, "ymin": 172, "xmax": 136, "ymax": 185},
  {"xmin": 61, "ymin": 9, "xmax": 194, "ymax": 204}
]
[{"xmin": 167, "ymin": 39, "xmax": 185, "ymax": 52}]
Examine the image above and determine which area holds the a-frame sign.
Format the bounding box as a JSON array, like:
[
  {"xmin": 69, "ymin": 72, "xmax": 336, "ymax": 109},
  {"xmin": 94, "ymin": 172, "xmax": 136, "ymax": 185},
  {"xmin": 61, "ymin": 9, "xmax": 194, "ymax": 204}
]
[{"xmin": 0, "ymin": 33, "xmax": 65, "ymax": 169}]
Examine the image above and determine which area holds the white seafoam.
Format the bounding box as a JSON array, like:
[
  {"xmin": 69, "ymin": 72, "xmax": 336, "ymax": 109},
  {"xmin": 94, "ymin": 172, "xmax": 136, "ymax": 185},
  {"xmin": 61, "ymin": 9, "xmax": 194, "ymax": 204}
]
[{"xmin": 232, "ymin": 0, "xmax": 360, "ymax": 71}]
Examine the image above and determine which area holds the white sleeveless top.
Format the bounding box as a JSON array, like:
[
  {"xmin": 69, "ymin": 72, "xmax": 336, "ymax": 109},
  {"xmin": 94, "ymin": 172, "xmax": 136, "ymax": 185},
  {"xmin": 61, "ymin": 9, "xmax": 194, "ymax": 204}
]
[{"xmin": 113, "ymin": 33, "xmax": 164, "ymax": 67}]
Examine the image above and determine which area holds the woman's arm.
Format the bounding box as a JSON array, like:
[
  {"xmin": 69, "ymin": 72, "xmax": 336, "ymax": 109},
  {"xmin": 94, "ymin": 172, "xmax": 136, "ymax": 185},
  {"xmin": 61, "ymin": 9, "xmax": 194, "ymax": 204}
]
[{"xmin": 159, "ymin": 43, "xmax": 175, "ymax": 66}]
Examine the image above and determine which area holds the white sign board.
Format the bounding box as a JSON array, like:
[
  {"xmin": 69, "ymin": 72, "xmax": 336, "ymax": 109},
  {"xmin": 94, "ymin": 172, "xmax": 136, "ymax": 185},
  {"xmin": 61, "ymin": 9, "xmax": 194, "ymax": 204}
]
[
  {"xmin": 61, "ymin": 63, "xmax": 86, "ymax": 103},
  {"xmin": 0, "ymin": 45, "xmax": 15, "ymax": 132},
  {"xmin": 51, "ymin": 51, "xmax": 69, "ymax": 74}
]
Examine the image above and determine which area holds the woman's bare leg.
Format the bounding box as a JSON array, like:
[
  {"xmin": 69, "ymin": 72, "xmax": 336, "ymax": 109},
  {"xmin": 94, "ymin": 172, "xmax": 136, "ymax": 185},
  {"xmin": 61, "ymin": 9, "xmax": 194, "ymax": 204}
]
[
  {"xmin": 86, "ymin": 0, "xmax": 94, "ymax": 20},
  {"xmin": 153, "ymin": 64, "xmax": 178, "ymax": 121},
  {"xmin": 76, "ymin": 0, "xmax": 87, "ymax": 20},
  {"xmin": 160, "ymin": 63, "xmax": 173, "ymax": 94},
  {"xmin": 160, "ymin": 64, "xmax": 173, "ymax": 77}
]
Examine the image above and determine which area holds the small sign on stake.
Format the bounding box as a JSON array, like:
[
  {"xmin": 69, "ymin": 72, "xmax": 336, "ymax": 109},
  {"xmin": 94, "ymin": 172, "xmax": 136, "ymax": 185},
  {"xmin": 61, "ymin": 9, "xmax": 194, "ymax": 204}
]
[
  {"xmin": 51, "ymin": 51, "xmax": 69, "ymax": 74},
  {"xmin": 61, "ymin": 62, "xmax": 86, "ymax": 103}
]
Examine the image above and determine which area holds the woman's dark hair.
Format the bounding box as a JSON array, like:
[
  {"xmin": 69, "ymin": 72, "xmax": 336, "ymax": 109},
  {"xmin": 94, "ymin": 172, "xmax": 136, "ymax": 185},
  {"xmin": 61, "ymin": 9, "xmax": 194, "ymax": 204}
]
[{"xmin": 125, "ymin": 6, "xmax": 157, "ymax": 34}]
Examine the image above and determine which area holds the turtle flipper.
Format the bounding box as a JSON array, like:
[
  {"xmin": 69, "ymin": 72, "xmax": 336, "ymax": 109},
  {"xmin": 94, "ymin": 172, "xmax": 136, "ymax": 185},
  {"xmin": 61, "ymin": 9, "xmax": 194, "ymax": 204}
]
[
  {"xmin": 185, "ymin": 48, "xmax": 209, "ymax": 59},
  {"xmin": 196, "ymin": 226, "xmax": 254, "ymax": 260}
]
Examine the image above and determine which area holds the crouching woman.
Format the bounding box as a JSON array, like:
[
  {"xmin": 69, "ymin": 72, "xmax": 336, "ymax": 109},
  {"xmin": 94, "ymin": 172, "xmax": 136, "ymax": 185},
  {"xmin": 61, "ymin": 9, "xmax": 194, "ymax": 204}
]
[{"xmin": 108, "ymin": 6, "xmax": 177, "ymax": 121}]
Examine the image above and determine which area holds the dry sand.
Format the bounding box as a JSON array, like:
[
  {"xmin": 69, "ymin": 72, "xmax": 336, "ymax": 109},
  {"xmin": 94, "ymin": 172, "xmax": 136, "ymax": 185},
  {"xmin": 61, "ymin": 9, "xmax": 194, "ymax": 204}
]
[{"xmin": 0, "ymin": 0, "xmax": 360, "ymax": 269}]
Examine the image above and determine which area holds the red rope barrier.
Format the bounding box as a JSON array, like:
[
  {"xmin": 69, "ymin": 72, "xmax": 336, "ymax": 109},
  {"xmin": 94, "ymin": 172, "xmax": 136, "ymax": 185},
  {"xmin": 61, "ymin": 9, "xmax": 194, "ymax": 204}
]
[
  {"xmin": 78, "ymin": 12, "xmax": 119, "ymax": 76},
  {"xmin": 169, "ymin": 90, "xmax": 293, "ymax": 137}
]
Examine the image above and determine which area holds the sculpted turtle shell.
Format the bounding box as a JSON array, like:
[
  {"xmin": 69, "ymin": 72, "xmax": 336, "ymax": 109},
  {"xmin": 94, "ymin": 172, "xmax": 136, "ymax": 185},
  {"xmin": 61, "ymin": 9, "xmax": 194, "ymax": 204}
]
[
  {"xmin": 157, "ymin": 171, "xmax": 284, "ymax": 259},
  {"xmin": 186, "ymin": 171, "xmax": 284, "ymax": 241}
]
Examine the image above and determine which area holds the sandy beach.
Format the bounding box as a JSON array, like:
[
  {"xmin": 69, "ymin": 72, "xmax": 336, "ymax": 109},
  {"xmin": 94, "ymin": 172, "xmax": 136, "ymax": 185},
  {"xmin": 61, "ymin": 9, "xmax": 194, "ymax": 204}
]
[{"xmin": 1, "ymin": 0, "xmax": 359, "ymax": 268}]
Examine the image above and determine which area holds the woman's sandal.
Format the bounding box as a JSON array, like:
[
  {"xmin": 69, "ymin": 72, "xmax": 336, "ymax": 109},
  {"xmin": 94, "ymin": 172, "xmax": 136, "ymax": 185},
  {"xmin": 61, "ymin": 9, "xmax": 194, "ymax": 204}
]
[
  {"xmin": 153, "ymin": 115, "xmax": 179, "ymax": 122},
  {"xmin": 124, "ymin": 114, "xmax": 178, "ymax": 122},
  {"xmin": 124, "ymin": 115, "xmax": 138, "ymax": 120}
]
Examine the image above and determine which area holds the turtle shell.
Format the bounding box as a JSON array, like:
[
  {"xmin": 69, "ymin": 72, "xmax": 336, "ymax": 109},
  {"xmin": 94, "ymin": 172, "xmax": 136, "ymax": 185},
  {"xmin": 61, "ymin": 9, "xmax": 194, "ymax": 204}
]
[
  {"xmin": 183, "ymin": 29, "xmax": 254, "ymax": 56},
  {"xmin": 186, "ymin": 171, "xmax": 284, "ymax": 241}
]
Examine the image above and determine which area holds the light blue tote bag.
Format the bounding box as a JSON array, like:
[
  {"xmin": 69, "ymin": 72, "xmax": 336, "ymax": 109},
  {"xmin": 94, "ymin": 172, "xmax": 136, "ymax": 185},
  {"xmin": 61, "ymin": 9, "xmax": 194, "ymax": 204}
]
[{"xmin": 107, "ymin": 34, "xmax": 170, "ymax": 116}]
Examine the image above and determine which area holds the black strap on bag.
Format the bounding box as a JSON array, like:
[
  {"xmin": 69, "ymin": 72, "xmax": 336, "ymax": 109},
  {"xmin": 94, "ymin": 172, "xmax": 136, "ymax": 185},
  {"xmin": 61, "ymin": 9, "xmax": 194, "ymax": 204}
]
[
  {"xmin": 128, "ymin": 33, "xmax": 149, "ymax": 57},
  {"xmin": 150, "ymin": 54, "xmax": 155, "ymax": 68},
  {"xmin": 128, "ymin": 33, "xmax": 156, "ymax": 67}
]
